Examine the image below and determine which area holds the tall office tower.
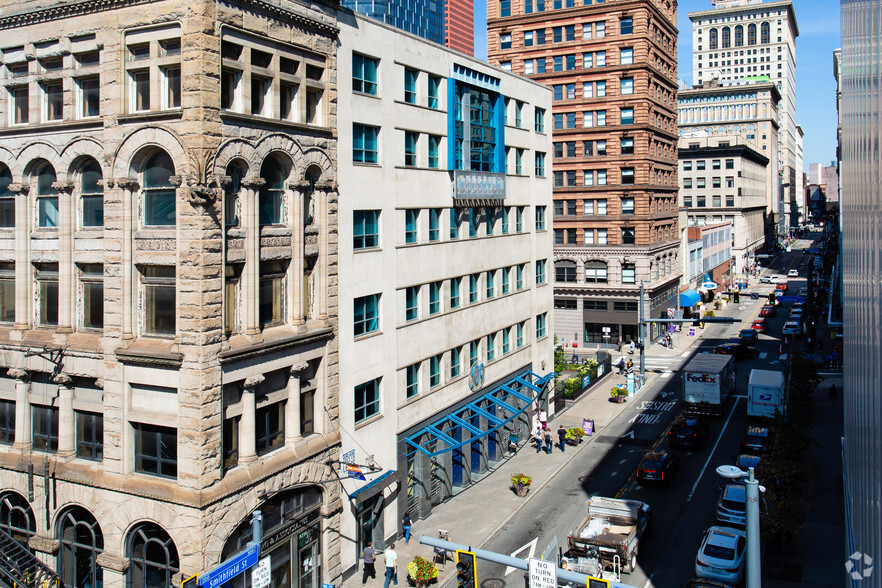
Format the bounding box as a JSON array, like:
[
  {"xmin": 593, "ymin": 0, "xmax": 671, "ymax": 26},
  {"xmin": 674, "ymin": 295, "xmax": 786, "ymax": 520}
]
[
  {"xmin": 689, "ymin": 0, "xmax": 802, "ymax": 236},
  {"xmin": 341, "ymin": 0, "xmax": 475, "ymax": 55},
  {"xmin": 487, "ymin": 0, "xmax": 682, "ymax": 349},
  {"xmin": 841, "ymin": 0, "xmax": 882, "ymax": 583}
]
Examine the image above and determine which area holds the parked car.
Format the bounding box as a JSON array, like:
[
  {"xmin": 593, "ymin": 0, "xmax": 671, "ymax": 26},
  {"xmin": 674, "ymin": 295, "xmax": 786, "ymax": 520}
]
[
  {"xmin": 636, "ymin": 450, "xmax": 680, "ymax": 485},
  {"xmin": 668, "ymin": 414, "xmax": 709, "ymax": 449},
  {"xmin": 686, "ymin": 578, "xmax": 734, "ymax": 588},
  {"xmin": 759, "ymin": 276, "xmax": 773, "ymax": 284},
  {"xmin": 775, "ymin": 282, "xmax": 788, "ymax": 293},
  {"xmin": 736, "ymin": 454, "xmax": 762, "ymax": 471},
  {"xmin": 738, "ymin": 329, "xmax": 759, "ymax": 345},
  {"xmin": 787, "ymin": 269, "xmax": 799, "ymax": 277},
  {"xmin": 782, "ymin": 321, "xmax": 802, "ymax": 337},
  {"xmin": 695, "ymin": 526, "xmax": 746, "ymax": 584},
  {"xmin": 751, "ymin": 318, "xmax": 768, "ymax": 333},
  {"xmin": 759, "ymin": 305, "xmax": 777, "ymax": 317},
  {"xmin": 716, "ymin": 484, "xmax": 748, "ymax": 527},
  {"xmin": 741, "ymin": 426, "xmax": 772, "ymax": 454},
  {"xmin": 789, "ymin": 308, "xmax": 805, "ymax": 321},
  {"xmin": 713, "ymin": 343, "xmax": 759, "ymax": 360}
]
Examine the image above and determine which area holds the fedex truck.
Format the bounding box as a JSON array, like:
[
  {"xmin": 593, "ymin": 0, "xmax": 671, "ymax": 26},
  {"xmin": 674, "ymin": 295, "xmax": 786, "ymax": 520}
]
[{"xmin": 682, "ymin": 353, "xmax": 736, "ymax": 416}]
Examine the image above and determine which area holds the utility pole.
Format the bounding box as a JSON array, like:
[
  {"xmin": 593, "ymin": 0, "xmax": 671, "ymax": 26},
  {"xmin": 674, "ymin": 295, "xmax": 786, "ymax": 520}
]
[{"xmin": 638, "ymin": 281, "xmax": 646, "ymax": 380}]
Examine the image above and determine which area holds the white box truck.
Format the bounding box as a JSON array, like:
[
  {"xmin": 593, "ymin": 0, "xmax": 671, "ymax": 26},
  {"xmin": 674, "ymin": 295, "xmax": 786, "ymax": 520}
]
[
  {"xmin": 747, "ymin": 369, "xmax": 786, "ymax": 419},
  {"xmin": 682, "ymin": 353, "xmax": 736, "ymax": 417}
]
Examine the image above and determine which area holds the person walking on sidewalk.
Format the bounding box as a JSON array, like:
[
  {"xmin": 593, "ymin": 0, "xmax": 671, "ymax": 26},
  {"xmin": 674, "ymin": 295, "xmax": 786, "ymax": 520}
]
[
  {"xmin": 533, "ymin": 424, "xmax": 543, "ymax": 453},
  {"xmin": 557, "ymin": 425, "xmax": 567, "ymax": 452},
  {"xmin": 544, "ymin": 429, "xmax": 553, "ymax": 454},
  {"xmin": 538, "ymin": 408, "xmax": 548, "ymax": 430},
  {"xmin": 362, "ymin": 542, "xmax": 377, "ymax": 585},
  {"xmin": 629, "ymin": 340, "xmax": 636, "ymax": 355},
  {"xmin": 383, "ymin": 544, "xmax": 398, "ymax": 588},
  {"xmin": 401, "ymin": 513, "xmax": 412, "ymax": 544}
]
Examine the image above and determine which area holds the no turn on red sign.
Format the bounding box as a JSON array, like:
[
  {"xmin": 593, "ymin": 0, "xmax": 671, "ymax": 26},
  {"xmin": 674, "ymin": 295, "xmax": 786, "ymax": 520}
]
[
  {"xmin": 528, "ymin": 558, "xmax": 557, "ymax": 588},
  {"xmin": 251, "ymin": 557, "xmax": 271, "ymax": 588}
]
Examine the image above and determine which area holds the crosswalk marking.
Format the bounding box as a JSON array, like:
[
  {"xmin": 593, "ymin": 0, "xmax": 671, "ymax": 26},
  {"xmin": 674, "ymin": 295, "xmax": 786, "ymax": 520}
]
[{"xmin": 660, "ymin": 371, "xmax": 674, "ymax": 378}]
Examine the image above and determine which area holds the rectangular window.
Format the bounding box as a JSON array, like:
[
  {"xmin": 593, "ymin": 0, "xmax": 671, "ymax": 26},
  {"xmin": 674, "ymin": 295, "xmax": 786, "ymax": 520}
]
[
  {"xmin": 485, "ymin": 271, "xmax": 495, "ymax": 298},
  {"xmin": 597, "ymin": 81, "xmax": 606, "ymax": 96},
  {"xmin": 486, "ymin": 334, "xmax": 495, "ymax": 361},
  {"xmin": 0, "ymin": 400, "xmax": 14, "ymax": 445},
  {"xmin": 597, "ymin": 111, "xmax": 606, "ymax": 126},
  {"xmin": 406, "ymin": 286, "xmax": 419, "ymax": 321},
  {"xmin": 535, "ymin": 152, "xmax": 546, "ymax": 176},
  {"xmin": 713, "ymin": 177, "xmax": 721, "ymax": 188},
  {"xmin": 0, "ymin": 263, "xmax": 13, "ymax": 323},
  {"xmin": 502, "ymin": 328, "xmax": 510, "ymax": 354},
  {"xmin": 517, "ymin": 264, "xmax": 524, "ymax": 290},
  {"xmin": 131, "ymin": 70, "xmax": 150, "ymax": 111},
  {"xmin": 11, "ymin": 86, "xmax": 29, "ymax": 124},
  {"xmin": 469, "ymin": 207, "xmax": 479, "ymax": 237},
  {"xmin": 683, "ymin": 161, "xmax": 692, "ymax": 171},
  {"xmin": 353, "ymin": 124, "xmax": 379, "ymax": 164},
  {"xmin": 697, "ymin": 178, "xmax": 706, "ymax": 188},
  {"xmin": 405, "ymin": 131, "xmax": 418, "ymax": 167},
  {"xmin": 428, "ymin": 208, "xmax": 441, "ymax": 242},
  {"xmin": 429, "ymin": 281, "xmax": 441, "ymax": 314},
  {"xmin": 725, "ymin": 159, "xmax": 735, "ymax": 169},
  {"xmin": 596, "ymin": 22, "xmax": 606, "ymax": 37},
  {"xmin": 80, "ymin": 263, "xmax": 104, "ymax": 329},
  {"xmin": 469, "ymin": 340, "xmax": 479, "ymax": 368},
  {"xmin": 256, "ymin": 401, "xmax": 285, "ymax": 456},
  {"xmin": 536, "ymin": 259, "xmax": 546, "ymax": 284},
  {"xmin": 696, "ymin": 161, "xmax": 706, "ymax": 170},
  {"xmin": 517, "ymin": 322, "xmax": 525, "ymax": 347},
  {"xmin": 306, "ymin": 86, "xmax": 324, "ymax": 123},
  {"xmin": 355, "ymin": 378, "xmax": 381, "ymax": 423},
  {"xmin": 621, "ymin": 227, "xmax": 635, "ymax": 244},
  {"xmin": 469, "ymin": 274, "xmax": 479, "ymax": 303},
  {"xmin": 726, "ymin": 195, "xmax": 735, "ymax": 207},
  {"xmin": 621, "ymin": 168, "xmax": 635, "ymax": 184},
  {"xmin": 620, "ymin": 77, "xmax": 634, "ymax": 95},
  {"xmin": 76, "ymin": 411, "xmax": 103, "ymax": 461},
  {"xmin": 485, "ymin": 206, "xmax": 495, "ymax": 235},
  {"xmin": 622, "ymin": 198, "xmax": 635, "ymax": 215},
  {"xmin": 500, "ymin": 0, "xmax": 511, "ymax": 16},
  {"xmin": 36, "ymin": 264, "xmax": 59, "ymax": 326},
  {"xmin": 406, "ymin": 363, "xmax": 419, "ymax": 398},
  {"xmin": 621, "ymin": 137, "xmax": 634, "ymax": 155},
  {"xmin": 622, "ymin": 264, "xmax": 636, "ymax": 283},
  {"xmin": 584, "ymin": 229, "xmax": 594, "ymax": 244},
  {"xmin": 501, "ymin": 267, "xmax": 510, "ymax": 294},
  {"xmin": 515, "ymin": 149, "xmax": 523, "ymax": 174},
  {"xmin": 516, "ymin": 207, "xmax": 524, "ymax": 232},
  {"xmin": 404, "ymin": 68, "xmax": 417, "ymax": 104},
  {"xmin": 535, "ymin": 108, "xmax": 545, "ymax": 132},
  {"xmin": 352, "ymin": 53, "xmax": 379, "ymax": 95},
  {"xmin": 428, "ymin": 75, "xmax": 440, "ymax": 108},
  {"xmin": 501, "ymin": 208, "xmax": 509, "ymax": 234},
  {"xmin": 449, "ymin": 277, "xmax": 460, "ymax": 309},
  {"xmin": 354, "ymin": 294, "xmax": 380, "ymax": 336},
  {"xmin": 430, "ymin": 355, "xmax": 441, "ymax": 388},
  {"xmin": 428, "ymin": 135, "xmax": 440, "ymax": 168},
  {"xmin": 258, "ymin": 261, "xmax": 285, "ymax": 327},
  {"xmin": 598, "ymin": 228, "xmax": 608, "ymax": 244},
  {"xmin": 450, "ymin": 347, "xmax": 461, "ymax": 378},
  {"xmin": 620, "ymin": 47, "xmax": 634, "ymax": 65},
  {"xmin": 697, "ymin": 195, "xmax": 706, "ymax": 207},
  {"xmin": 405, "ymin": 209, "xmax": 418, "ymax": 243},
  {"xmin": 500, "ymin": 33, "xmax": 512, "ymax": 49},
  {"xmin": 134, "ymin": 423, "xmax": 176, "ymax": 478},
  {"xmin": 224, "ymin": 265, "xmax": 240, "ymax": 335},
  {"xmin": 596, "ymin": 52, "xmax": 606, "ymax": 67},
  {"xmin": 597, "ymin": 170, "xmax": 607, "ymax": 185},
  {"xmin": 33, "ymin": 405, "xmax": 59, "ymax": 453},
  {"xmin": 43, "ymin": 82, "xmax": 63, "ymax": 121},
  {"xmin": 620, "ymin": 17, "xmax": 633, "ymax": 34},
  {"xmin": 449, "ymin": 208, "xmax": 460, "ymax": 239},
  {"xmin": 535, "ymin": 205, "xmax": 546, "ymax": 230},
  {"xmin": 620, "ymin": 108, "xmax": 634, "ymax": 125},
  {"xmin": 354, "ymin": 210, "xmax": 380, "ymax": 250},
  {"xmin": 536, "ymin": 313, "xmax": 547, "ymax": 338},
  {"xmin": 162, "ymin": 66, "xmax": 181, "ymax": 109}
]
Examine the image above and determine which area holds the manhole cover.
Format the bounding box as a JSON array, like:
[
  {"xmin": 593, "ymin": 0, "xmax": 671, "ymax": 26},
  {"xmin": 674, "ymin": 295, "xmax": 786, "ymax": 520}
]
[{"xmin": 482, "ymin": 579, "xmax": 506, "ymax": 588}]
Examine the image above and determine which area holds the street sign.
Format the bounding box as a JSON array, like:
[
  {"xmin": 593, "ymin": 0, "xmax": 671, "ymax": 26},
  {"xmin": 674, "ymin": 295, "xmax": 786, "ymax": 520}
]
[
  {"xmin": 252, "ymin": 557, "xmax": 271, "ymax": 588},
  {"xmin": 667, "ymin": 308, "xmax": 675, "ymax": 318},
  {"xmin": 602, "ymin": 326, "xmax": 611, "ymax": 333},
  {"xmin": 528, "ymin": 558, "xmax": 557, "ymax": 588},
  {"xmin": 200, "ymin": 544, "xmax": 259, "ymax": 588},
  {"xmin": 688, "ymin": 328, "xmax": 696, "ymax": 337},
  {"xmin": 775, "ymin": 296, "xmax": 805, "ymax": 303}
]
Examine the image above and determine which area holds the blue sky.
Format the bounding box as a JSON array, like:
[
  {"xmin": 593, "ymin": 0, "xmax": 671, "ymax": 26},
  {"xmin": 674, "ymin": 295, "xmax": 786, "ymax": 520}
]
[{"xmin": 473, "ymin": 0, "xmax": 841, "ymax": 170}]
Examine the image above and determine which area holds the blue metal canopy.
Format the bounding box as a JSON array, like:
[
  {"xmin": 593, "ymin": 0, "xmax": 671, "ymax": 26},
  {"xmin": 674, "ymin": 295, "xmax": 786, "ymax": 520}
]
[
  {"xmin": 403, "ymin": 371, "xmax": 556, "ymax": 458},
  {"xmin": 347, "ymin": 470, "xmax": 398, "ymax": 502},
  {"xmin": 680, "ymin": 289, "xmax": 701, "ymax": 307}
]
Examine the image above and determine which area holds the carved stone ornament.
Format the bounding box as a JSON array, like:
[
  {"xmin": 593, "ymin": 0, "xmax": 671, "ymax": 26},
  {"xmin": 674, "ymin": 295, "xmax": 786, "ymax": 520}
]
[
  {"xmin": 52, "ymin": 373, "xmax": 74, "ymax": 387},
  {"xmin": 6, "ymin": 368, "xmax": 29, "ymax": 382},
  {"xmin": 94, "ymin": 378, "xmax": 104, "ymax": 390},
  {"xmin": 50, "ymin": 181, "xmax": 74, "ymax": 194},
  {"xmin": 115, "ymin": 177, "xmax": 140, "ymax": 191},
  {"xmin": 315, "ymin": 180, "xmax": 338, "ymax": 193},
  {"xmin": 7, "ymin": 183, "xmax": 29, "ymax": 195},
  {"xmin": 243, "ymin": 374, "xmax": 265, "ymax": 389},
  {"xmin": 290, "ymin": 362, "xmax": 310, "ymax": 375},
  {"xmin": 241, "ymin": 177, "xmax": 267, "ymax": 191}
]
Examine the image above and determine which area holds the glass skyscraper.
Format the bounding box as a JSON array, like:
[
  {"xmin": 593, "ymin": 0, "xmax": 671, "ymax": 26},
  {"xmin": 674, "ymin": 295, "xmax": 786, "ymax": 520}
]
[{"xmin": 342, "ymin": 0, "xmax": 444, "ymax": 45}]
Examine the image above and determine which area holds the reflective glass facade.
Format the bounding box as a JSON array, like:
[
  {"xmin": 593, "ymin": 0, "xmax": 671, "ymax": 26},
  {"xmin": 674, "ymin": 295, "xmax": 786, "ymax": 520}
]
[{"xmin": 343, "ymin": 0, "xmax": 444, "ymax": 45}]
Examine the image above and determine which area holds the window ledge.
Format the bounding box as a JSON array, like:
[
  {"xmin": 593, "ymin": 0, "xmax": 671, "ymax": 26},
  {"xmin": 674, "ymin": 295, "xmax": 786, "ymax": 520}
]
[
  {"xmin": 353, "ymin": 162, "xmax": 381, "ymax": 168},
  {"xmin": 118, "ymin": 109, "xmax": 183, "ymax": 124},
  {"xmin": 260, "ymin": 226, "xmax": 292, "ymax": 237},
  {"xmin": 115, "ymin": 339, "xmax": 183, "ymax": 368},
  {"xmin": 354, "ymin": 329, "xmax": 383, "ymax": 342},
  {"xmin": 0, "ymin": 118, "xmax": 103, "ymax": 137},
  {"xmin": 219, "ymin": 111, "xmax": 334, "ymax": 137},
  {"xmin": 354, "ymin": 412, "xmax": 383, "ymax": 430}
]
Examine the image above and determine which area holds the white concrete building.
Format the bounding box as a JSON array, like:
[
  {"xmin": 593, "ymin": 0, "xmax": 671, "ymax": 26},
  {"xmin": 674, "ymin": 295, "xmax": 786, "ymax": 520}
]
[
  {"xmin": 335, "ymin": 11, "xmax": 554, "ymax": 579},
  {"xmin": 689, "ymin": 0, "xmax": 802, "ymax": 236}
]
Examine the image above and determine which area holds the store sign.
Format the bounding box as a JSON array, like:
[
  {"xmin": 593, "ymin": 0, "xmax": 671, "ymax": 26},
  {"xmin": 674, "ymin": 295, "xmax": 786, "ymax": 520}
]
[
  {"xmin": 261, "ymin": 510, "xmax": 320, "ymax": 553},
  {"xmin": 453, "ymin": 170, "xmax": 505, "ymax": 200}
]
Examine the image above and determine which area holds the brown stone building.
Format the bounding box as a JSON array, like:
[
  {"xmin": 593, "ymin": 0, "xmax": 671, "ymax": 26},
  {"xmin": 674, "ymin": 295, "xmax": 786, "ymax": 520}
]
[
  {"xmin": 0, "ymin": 0, "xmax": 341, "ymax": 587},
  {"xmin": 488, "ymin": 0, "xmax": 681, "ymax": 346}
]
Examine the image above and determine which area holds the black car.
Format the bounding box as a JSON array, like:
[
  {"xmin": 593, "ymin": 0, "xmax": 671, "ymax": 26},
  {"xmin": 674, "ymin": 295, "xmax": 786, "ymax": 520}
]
[
  {"xmin": 668, "ymin": 414, "xmax": 709, "ymax": 449},
  {"xmin": 636, "ymin": 450, "xmax": 680, "ymax": 485},
  {"xmin": 741, "ymin": 426, "xmax": 772, "ymax": 454},
  {"xmin": 738, "ymin": 328, "xmax": 759, "ymax": 345},
  {"xmin": 713, "ymin": 343, "xmax": 759, "ymax": 360}
]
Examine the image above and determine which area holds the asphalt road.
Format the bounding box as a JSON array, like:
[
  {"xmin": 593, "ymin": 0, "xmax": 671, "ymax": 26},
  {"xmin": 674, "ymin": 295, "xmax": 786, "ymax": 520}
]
[{"xmin": 473, "ymin": 247, "xmax": 815, "ymax": 588}]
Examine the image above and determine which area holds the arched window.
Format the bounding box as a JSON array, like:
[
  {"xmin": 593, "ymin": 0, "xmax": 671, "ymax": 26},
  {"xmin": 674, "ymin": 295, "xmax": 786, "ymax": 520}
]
[
  {"xmin": 584, "ymin": 261, "xmax": 607, "ymax": 283},
  {"xmin": 142, "ymin": 151, "xmax": 176, "ymax": 226},
  {"xmin": 734, "ymin": 25, "xmax": 743, "ymax": 47},
  {"xmin": 58, "ymin": 507, "xmax": 104, "ymax": 588},
  {"xmin": 747, "ymin": 23, "xmax": 757, "ymax": 45},
  {"xmin": 127, "ymin": 522, "xmax": 179, "ymax": 588},
  {"xmin": 224, "ymin": 161, "xmax": 246, "ymax": 227},
  {"xmin": 709, "ymin": 28, "xmax": 718, "ymax": 50},
  {"xmin": 0, "ymin": 492, "xmax": 35, "ymax": 548},
  {"xmin": 259, "ymin": 157, "xmax": 285, "ymax": 226},
  {"xmin": 761, "ymin": 22, "xmax": 770, "ymax": 44},
  {"xmin": 35, "ymin": 163, "xmax": 58, "ymax": 228},
  {"xmin": 721, "ymin": 27, "xmax": 730, "ymax": 48},
  {"xmin": 0, "ymin": 164, "xmax": 12, "ymax": 228},
  {"xmin": 555, "ymin": 260, "xmax": 576, "ymax": 283},
  {"xmin": 80, "ymin": 159, "xmax": 104, "ymax": 228}
]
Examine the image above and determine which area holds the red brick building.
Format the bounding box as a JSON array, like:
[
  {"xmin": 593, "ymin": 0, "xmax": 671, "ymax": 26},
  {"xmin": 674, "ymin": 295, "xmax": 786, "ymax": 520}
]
[{"xmin": 488, "ymin": 0, "xmax": 681, "ymax": 345}]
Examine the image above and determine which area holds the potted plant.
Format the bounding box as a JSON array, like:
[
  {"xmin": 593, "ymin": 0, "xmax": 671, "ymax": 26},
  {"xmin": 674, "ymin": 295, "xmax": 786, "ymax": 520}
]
[
  {"xmin": 565, "ymin": 427, "xmax": 585, "ymax": 445},
  {"xmin": 610, "ymin": 386, "xmax": 629, "ymax": 403},
  {"xmin": 406, "ymin": 556, "xmax": 439, "ymax": 588},
  {"xmin": 511, "ymin": 473, "xmax": 532, "ymax": 496}
]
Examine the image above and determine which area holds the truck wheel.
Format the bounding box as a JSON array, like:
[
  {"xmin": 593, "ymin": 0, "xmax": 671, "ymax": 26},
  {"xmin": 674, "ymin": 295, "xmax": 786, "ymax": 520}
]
[{"xmin": 627, "ymin": 550, "xmax": 637, "ymax": 573}]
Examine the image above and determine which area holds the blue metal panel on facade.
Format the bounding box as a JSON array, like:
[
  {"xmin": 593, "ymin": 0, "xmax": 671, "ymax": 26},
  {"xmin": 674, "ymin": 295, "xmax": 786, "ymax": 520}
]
[
  {"xmin": 493, "ymin": 92, "xmax": 505, "ymax": 173},
  {"xmin": 447, "ymin": 78, "xmax": 457, "ymax": 171}
]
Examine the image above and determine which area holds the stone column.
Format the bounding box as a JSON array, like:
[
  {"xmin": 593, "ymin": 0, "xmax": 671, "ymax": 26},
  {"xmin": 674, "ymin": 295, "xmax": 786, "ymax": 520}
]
[
  {"xmin": 54, "ymin": 373, "xmax": 75, "ymax": 458},
  {"xmin": 9, "ymin": 369, "xmax": 31, "ymax": 450},
  {"xmin": 288, "ymin": 181, "xmax": 309, "ymax": 328},
  {"xmin": 239, "ymin": 374, "xmax": 263, "ymax": 463},
  {"xmin": 9, "ymin": 184, "xmax": 30, "ymax": 330},
  {"xmin": 285, "ymin": 362, "xmax": 309, "ymax": 445},
  {"xmin": 242, "ymin": 178, "xmax": 265, "ymax": 336},
  {"xmin": 116, "ymin": 178, "xmax": 140, "ymax": 339},
  {"xmin": 53, "ymin": 182, "xmax": 75, "ymax": 333},
  {"xmin": 316, "ymin": 181, "xmax": 336, "ymax": 321}
]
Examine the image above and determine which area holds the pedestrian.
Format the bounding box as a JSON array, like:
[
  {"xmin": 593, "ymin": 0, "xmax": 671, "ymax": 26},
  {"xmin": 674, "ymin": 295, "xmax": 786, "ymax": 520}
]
[
  {"xmin": 533, "ymin": 424, "xmax": 543, "ymax": 453},
  {"xmin": 629, "ymin": 340, "xmax": 636, "ymax": 355},
  {"xmin": 538, "ymin": 408, "xmax": 548, "ymax": 430},
  {"xmin": 627, "ymin": 359, "xmax": 633, "ymax": 372},
  {"xmin": 544, "ymin": 429, "xmax": 553, "ymax": 454},
  {"xmin": 362, "ymin": 542, "xmax": 377, "ymax": 585},
  {"xmin": 401, "ymin": 513, "xmax": 412, "ymax": 544},
  {"xmin": 617, "ymin": 338, "xmax": 623, "ymax": 352},
  {"xmin": 383, "ymin": 544, "xmax": 398, "ymax": 588},
  {"xmin": 557, "ymin": 425, "xmax": 567, "ymax": 452}
]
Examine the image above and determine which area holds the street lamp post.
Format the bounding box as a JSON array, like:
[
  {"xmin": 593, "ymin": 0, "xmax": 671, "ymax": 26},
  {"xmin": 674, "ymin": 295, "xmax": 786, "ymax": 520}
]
[{"xmin": 717, "ymin": 465, "xmax": 763, "ymax": 588}]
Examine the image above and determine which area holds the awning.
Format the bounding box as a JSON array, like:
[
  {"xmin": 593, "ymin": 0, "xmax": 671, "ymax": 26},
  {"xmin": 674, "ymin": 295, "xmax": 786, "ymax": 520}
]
[
  {"xmin": 347, "ymin": 470, "xmax": 398, "ymax": 503},
  {"xmin": 680, "ymin": 289, "xmax": 701, "ymax": 307},
  {"xmin": 403, "ymin": 371, "xmax": 557, "ymax": 458}
]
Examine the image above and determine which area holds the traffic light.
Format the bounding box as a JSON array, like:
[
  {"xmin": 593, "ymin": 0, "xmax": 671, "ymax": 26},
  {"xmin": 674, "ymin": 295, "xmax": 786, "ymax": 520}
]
[
  {"xmin": 181, "ymin": 575, "xmax": 200, "ymax": 588},
  {"xmin": 768, "ymin": 292, "xmax": 776, "ymax": 305},
  {"xmin": 456, "ymin": 550, "xmax": 477, "ymax": 588},
  {"xmin": 692, "ymin": 315, "xmax": 702, "ymax": 327},
  {"xmin": 733, "ymin": 292, "xmax": 740, "ymax": 303}
]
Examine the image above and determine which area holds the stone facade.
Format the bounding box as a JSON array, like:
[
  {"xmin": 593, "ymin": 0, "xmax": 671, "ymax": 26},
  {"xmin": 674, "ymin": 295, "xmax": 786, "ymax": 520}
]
[{"xmin": 0, "ymin": 0, "xmax": 342, "ymax": 587}]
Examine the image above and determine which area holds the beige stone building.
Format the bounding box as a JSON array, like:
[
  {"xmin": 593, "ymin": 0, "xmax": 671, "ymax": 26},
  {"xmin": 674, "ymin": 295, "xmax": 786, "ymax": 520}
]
[{"xmin": 0, "ymin": 0, "xmax": 342, "ymax": 587}]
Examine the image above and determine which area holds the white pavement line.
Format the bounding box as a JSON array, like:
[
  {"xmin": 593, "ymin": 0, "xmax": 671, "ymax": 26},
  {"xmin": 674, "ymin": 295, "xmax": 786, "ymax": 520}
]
[
  {"xmin": 680, "ymin": 351, "xmax": 691, "ymax": 357},
  {"xmin": 687, "ymin": 397, "xmax": 741, "ymax": 503},
  {"xmin": 660, "ymin": 371, "xmax": 673, "ymax": 378},
  {"xmin": 504, "ymin": 537, "xmax": 538, "ymax": 575},
  {"xmin": 642, "ymin": 573, "xmax": 655, "ymax": 588}
]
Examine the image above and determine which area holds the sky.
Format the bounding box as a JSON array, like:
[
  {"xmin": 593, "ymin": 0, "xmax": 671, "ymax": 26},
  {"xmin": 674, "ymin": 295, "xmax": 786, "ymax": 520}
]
[{"xmin": 473, "ymin": 0, "xmax": 841, "ymax": 170}]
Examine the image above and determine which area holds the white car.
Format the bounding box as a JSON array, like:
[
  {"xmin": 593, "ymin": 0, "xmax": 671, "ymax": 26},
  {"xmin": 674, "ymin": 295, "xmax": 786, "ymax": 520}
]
[
  {"xmin": 782, "ymin": 321, "xmax": 802, "ymax": 337},
  {"xmin": 759, "ymin": 275, "xmax": 779, "ymax": 284},
  {"xmin": 787, "ymin": 269, "xmax": 799, "ymax": 277},
  {"xmin": 695, "ymin": 526, "xmax": 746, "ymax": 584}
]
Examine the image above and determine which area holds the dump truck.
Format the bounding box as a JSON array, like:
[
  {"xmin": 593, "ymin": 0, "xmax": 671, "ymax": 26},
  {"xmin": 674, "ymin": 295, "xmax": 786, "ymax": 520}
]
[
  {"xmin": 567, "ymin": 496, "xmax": 652, "ymax": 575},
  {"xmin": 747, "ymin": 369, "xmax": 786, "ymax": 419},
  {"xmin": 682, "ymin": 353, "xmax": 736, "ymax": 417}
]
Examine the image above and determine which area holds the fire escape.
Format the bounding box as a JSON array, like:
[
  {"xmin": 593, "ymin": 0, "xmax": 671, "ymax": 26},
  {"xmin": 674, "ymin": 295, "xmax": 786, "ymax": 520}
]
[{"xmin": 0, "ymin": 526, "xmax": 61, "ymax": 588}]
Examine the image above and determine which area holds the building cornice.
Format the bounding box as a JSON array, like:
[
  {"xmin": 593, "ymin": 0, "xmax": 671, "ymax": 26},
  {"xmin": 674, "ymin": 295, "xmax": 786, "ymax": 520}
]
[
  {"xmin": 678, "ymin": 82, "xmax": 782, "ymax": 103},
  {"xmin": 688, "ymin": 0, "xmax": 799, "ymax": 38},
  {"xmin": 678, "ymin": 143, "xmax": 770, "ymax": 167}
]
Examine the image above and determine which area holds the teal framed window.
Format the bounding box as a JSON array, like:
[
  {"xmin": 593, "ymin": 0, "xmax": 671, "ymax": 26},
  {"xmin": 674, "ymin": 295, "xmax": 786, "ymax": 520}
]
[
  {"xmin": 0, "ymin": 165, "xmax": 12, "ymax": 228},
  {"xmin": 516, "ymin": 264, "xmax": 524, "ymax": 289},
  {"xmin": 516, "ymin": 206, "xmax": 523, "ymax": 232},
  {"xmin": 428, "ymin": 135, "xmax": 440, "ymax": 168},
  {"xmin": 535, "ymin": 107, "xmax": 545, "ymax": 132},
  {"xmin": 428, "ymin": 75, "xmax": 440, "ymax": 109},
  {"xmin": 515, "ymin": 149, "xmax": 523, "ymax": 174},
  {"xmin": 354, "ymin": 294, "xmax": 380, "ymax": 336},
  {"xmin": 501, "ymin": 208, "xmax": 509, "ymax": 234},
  {"xmin": 80, "ymin": 159, "xmax": 104, "ymax": 227},
  {"xmin": 449, "ymin": 208, "xmax": 460, "ymax": 239},
  {"xmin": 405, "ymin": 131, "xmax": 418, "ymax": 167},
  {"xmin": 535, "ymin": 152, "xmax": 546, "ymax": 176},
  {"xmin": 355, "ymin": 378, "xmax": 380, "ymax": 423},
  {"xmin": 536, "ymin": 313, "xmax": 547, "ymax": 338},
  {"xmin": 142, "ymin": 152, "xmax": 175, "ymax": 226},
  {"xmin": 469, "ymin": 274, "xmax": 479, "ymax": 303},
  {"xmin": 406, "ymin": 363, "xmax": 419, "ymax": 398},
  {"xmin": 429, "ymin": 208, "xmax": 440, "ymax": 241},
  {"xmin": 353, "ymin": 124, "xmax": 379, "ymax": 164},
  {"xmin": 486, "ymin": 206, "xmax": 495, "ymax": 235},
  {"xmin": 620, "ymin": 108, "xmax": 634, "ymax": 125},
  {"xmin": 535, "ymin": 205, "xmax": 546, "ymax": 230},
  {"xmin": 468, "ymin": 207, "xmax": 479, "ymax": 237},
  {"xmin": 536, "ymin": 259, "xmax": 546, "ymax": 284},
  {"xmin": 502, "ymin": 328, "xmax": 510, "ymax": 354},
  {"xmin": 404, "ymin": 68, "xmax": 417, "ymax": 104},
  {"xmin": 429, "ymin": 281, "xmax": 441, "ymax": 314},
  {"xmin": 352, "ymin": 53, "xmax": 378, "ymax": 95},
  {"xmin": 502, "ymin": 268, "xmax": 510, "ymax": 294},
  {"xmin": 354, "ymin": 210, "xmax": 380, "ymax": 249},
  {"xmin": 430, "ymin": 355, "xmax": 441, "ymax": 388},
  {"xmin": 486, "ymin": 334, "xmax": 495, "ymax": 361},
  {"xmin": 517, "ymin": 322, "xmax": 525, "ymax": 347},
  {"xmin": 450, "ymin": 347, "xmax": 461, "ymax": 378},
  {"xmin": 405, "ymin": 209, "xmax": 418, "ymax": 243},
  {"xmin": 486, "ymin": 271, "xmax": 495, "ymax": 298},
  {"xmin": 449, "ymin": 277, "xmax": 461, "ymax": 308},
  {"xmin": 258, "ymin": 157, "xmax": 284, "ymax": 226},
  {"xmin": 469, "ymin": 340, "xmax": 479, "ymax": 367},
  {"xmin": 405, "ymin": 286, "xmax": 419, "ymax": 321}
]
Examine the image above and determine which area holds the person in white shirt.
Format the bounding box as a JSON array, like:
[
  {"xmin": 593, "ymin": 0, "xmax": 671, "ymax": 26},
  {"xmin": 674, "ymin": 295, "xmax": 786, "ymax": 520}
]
[{"xmin": 383, "ymin": 543, "xmax": 398, "ymax": 588}]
